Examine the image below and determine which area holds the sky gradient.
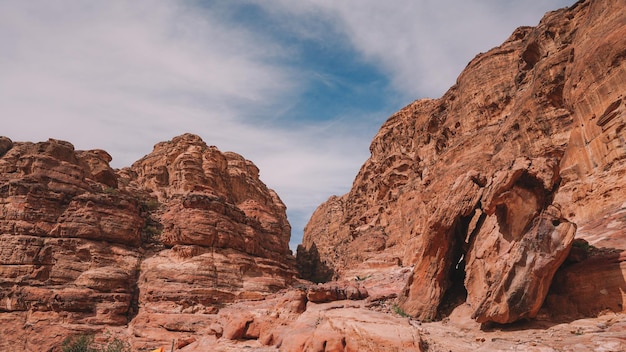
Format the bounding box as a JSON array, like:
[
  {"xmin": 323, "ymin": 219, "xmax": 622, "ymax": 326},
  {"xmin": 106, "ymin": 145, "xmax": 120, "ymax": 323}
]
[{"xmin": 1, "ymin": 0, "xmax": 575, "ymax": 250}]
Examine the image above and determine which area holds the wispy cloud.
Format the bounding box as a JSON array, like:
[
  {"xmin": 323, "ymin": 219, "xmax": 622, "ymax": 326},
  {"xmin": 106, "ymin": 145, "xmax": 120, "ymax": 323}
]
[
  {"xmin": 0, "ymin": 0, "xmax": 574, "ymax": 250},
  {"xmin": 258, "ymin": 0, "xmax": 575, "ymax": 98},
  {"xmin": 0, "ymin": 1, "xmax": 295, "ymax": 148}
]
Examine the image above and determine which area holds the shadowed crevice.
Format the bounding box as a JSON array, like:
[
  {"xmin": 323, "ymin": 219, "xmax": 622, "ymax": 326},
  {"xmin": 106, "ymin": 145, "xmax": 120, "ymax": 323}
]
[{"xmin": 296, "ymin": 242, "xmax": 334, "ymax": 283}]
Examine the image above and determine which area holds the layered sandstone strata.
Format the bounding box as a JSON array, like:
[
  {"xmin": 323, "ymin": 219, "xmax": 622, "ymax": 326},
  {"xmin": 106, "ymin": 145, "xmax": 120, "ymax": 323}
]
[
  {"xmin": 0, "ymin": 134, "xmax": 297, "ymax": 350},
  {"xmin": 2, "ymin": 0, "xmax": 626, "ymax": 350},
  {"xmin": 118, "ymin": 133, "xmax": 297, "ymax": 349}
]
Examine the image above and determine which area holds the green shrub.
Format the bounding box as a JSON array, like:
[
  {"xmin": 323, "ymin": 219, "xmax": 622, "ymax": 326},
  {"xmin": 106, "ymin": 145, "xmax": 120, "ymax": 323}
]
[
  {"xmin": 62, "ymin": 335, "xmax": 95, "ymax": 352},
  {"xmin": 99, "ymin": 338, "xmax": 130, "ymax": 352},
  {"xmin": 392, "ymin": 304, "xmax": 410, "ymax": 318},
  {"xmin": 102, "ymin": 187, "xmax": 119, "ymax": 195},
  {"xmin": 143, "ymin": 199, "xmax": 160, "ymax": 211},
  {"xmin": 61, "ymin": 334, "xmax": 130, "ymax": 352},
  {"xmin": 144, "ymin": 225, "xmax": 162, "ymax": 237},
  {"xmin": 142, "ymin": 223, "xmax": 163, "ymax": 243}
]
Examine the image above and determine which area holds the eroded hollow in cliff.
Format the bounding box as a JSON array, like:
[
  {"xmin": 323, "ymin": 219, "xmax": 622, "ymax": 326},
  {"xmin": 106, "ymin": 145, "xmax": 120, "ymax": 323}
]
[
  {"xmin": 521, "ymin": 40, "xmax": 542, "ymax": 70},
  {"xmin": 493, "ymin": 171, "xmax": 553, "ymax": 242},
  {"xmin": 437, "ymin": 211, "xmax": 484, "ymax": 319}
]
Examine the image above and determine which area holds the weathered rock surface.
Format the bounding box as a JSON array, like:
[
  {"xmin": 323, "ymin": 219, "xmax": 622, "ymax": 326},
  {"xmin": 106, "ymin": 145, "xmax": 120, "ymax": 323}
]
[
  {"xmin": 300, "ymin": 0, "xmax": 626, "ymax": 324},
  {"xmin": 117, "ymin": 133, "xmax": 297, "ymax": 350},
  {"xmin": 0, "ymin": 137, "xmax": 144, "ymax": 351},
  {"xmin": 306, "ymin": 281, "xmax": 368, "ymax": 303},
  {"xmin": 543, "ymin": 204, "xmax": 626, "ymax": 320},
  {"xmin": 2, "ymin": 0, "xmax": 626, "ymax": 350},
  {"xmin": 0, "ymin": 134, "xmax": 297, "ymax": 351},
  {"xmin": 276, "ymin": 303, "xmax": 423, "ymax": 352},
  {"xmin": 122, "ymin": 133, "xmax": 292, "ymax": 263},
  {"xmin": 173, "ymin": 288, "xmax": 424, "ymax": 352}
]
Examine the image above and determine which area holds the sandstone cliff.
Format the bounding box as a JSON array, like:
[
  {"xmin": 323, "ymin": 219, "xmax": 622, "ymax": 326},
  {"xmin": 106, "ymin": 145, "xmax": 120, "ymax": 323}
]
[
  {"xmin": 0, "ymin": 134, "xmax": 297, "ymax": 351},
  {"xmin": 2, "ymin": 0, "xmax": 626, "ymax": 350},
  {"xmin": 300, "ymin": 0, "xmax": 626, "ymax": 324}
]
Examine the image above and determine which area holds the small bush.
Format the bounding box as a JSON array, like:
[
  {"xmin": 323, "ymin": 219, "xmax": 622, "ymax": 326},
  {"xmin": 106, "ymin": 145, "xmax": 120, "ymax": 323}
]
[
  {"xmin": 99, "ymin": 338, "xmax": 130, "ymax": 352},
  {"xmin": 142, "ymin": 223, "xmax": 163, "ymax": 244},
  {"xmin": 144, "ymin": 225, "xmax": 162, "ymax": 237},
  {"xmin": 62, "ymin": 335, "xmax": 95, "ymax": 352},
  {"xmin": 61, "ymin": 334, "xmax": 130, "ymax": 352},
  {"xmin": 392, "ymin": 304, "xmax": 410, "ymax": 318},
  {"xmin": 143, "ymin": 199, "xmax": 160, "ymax": 211},
  {"xmin": 102, "ymin": 187, "xmax": 119, "ymax": 195}
]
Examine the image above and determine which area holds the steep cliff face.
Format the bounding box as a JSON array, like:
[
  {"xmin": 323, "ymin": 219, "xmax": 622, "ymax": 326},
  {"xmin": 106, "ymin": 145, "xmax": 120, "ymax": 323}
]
[
  {"xmin": 119, "ymin": 133, "xmax": 297, "ymax": 349},
  {"xmin": 123, "ymin": 133, "xmax": 292, "ymax": 263},
  {"xmin": 0, "ymin": 134, "xmax": 296, "ymax": 350},
  {"xmin": 0, "ymin": 137, "xmax": 144, "ymax": 350},
  {"xmin": 300, "ymin": 0, "xmax": 626, "ymax": 323}
]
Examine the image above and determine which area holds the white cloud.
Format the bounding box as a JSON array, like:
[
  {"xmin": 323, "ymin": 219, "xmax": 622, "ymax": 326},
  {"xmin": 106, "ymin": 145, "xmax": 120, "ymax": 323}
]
[
  {"xmin": 0, "ymin": 0, "xmax": 576, "ymax": 250},
  {"xmin": 0, "ymin": 0, "xmax": 370, "ymax": 250},
  {"xmin": 0, "ymin": 1, "xmax": 295, "ymax": 149},
  {"xmin": 259, "ymin": 0, "xmax": 575, "ymax": 98}
]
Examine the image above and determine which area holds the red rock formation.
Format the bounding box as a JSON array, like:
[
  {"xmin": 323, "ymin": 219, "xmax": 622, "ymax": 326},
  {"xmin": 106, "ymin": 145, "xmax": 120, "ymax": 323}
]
[
  {"xmin": 300, "ymin": 0, "xmax": 626, "ymax": 324},
  {"xmin": 543, "ymin": 205, "xmax": 626, "ymax": 320},
  {"xmin": 3, "ymin": 0, "xmax": 626, "ymax": 350},
  {"xmin": 122, "ymin": 133, "xmax": 292, "ymax": 262},
  {"xmin": 306, "ymin": 282, "xmax": 368, "ymax": 303},
  {"xmin": 276, "ymin": 303, "xmax": 424, "ymax": 352},
  {"xmin": 0, "ymin": 134, "xmax": 297, "ymax": 351},
  {"xmin": 118, "ymin": 134, "xmax": 296, "ymax": 349},
  {"xmin": 0, "ymin": 137, "xmax": 143, "ymax": 350}
]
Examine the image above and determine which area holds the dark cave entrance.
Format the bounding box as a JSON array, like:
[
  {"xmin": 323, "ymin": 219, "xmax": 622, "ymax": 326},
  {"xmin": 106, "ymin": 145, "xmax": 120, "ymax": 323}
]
[{"xmin": 437, "ymin": 209, "xmax": 484, "ymax": 319}]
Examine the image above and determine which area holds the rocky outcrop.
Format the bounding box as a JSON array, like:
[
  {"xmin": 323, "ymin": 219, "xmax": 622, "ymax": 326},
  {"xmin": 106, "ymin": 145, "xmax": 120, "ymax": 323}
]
[
  {"xmin": 543, "ymin": 204, "xmax": 626, "ymax": 319},
  {"xmin": 0, "ymin": 134, "xmax": 420, "ymax": 351},
  {"xmin": 306, "ymin": 282, "xmax": 368, "ymax": 303},
  {"xmin": 0, "ymin": 134, "xmax": 297, "ymax": 351},
  {"xmin": 171, "ymin": 282, "xmax": 425, "ymax": 352},
  {"xmin": 0, "ymin": 137, "xmax": 144, "ymax": 350},
  {"xmin": 276, "ymin": 303, "xmax": 424, "ymax": 352},
  {"xmin": 122, "ymin": 134, "xmax": 292, "ymax": 262},
  {"xmin": 300, "ymin": 0, "xmax": 626, "ymax": 324},
  {"xmin": 120, "ymin": 134, "xmax": 296, "ymax": 349},
  {"xmin": 3, "ymin": 0, "xmax": 626, "ymax": 350}
]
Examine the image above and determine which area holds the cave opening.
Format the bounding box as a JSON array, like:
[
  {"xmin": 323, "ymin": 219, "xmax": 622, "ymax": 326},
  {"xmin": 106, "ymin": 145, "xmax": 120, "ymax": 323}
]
[{"xmin": 436, "ymin": 212, "xmax": 475, "ymax": 319}]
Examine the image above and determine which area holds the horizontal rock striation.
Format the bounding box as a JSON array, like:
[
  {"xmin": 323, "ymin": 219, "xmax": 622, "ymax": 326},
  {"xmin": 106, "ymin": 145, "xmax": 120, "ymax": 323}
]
[{"xmin": 0, "ymin": 134, "xmax": 297, "ymax": 351}]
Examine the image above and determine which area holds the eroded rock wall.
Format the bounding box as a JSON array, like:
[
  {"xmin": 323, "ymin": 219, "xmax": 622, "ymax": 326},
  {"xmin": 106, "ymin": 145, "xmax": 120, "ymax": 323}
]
[
  {"xmin": 119, "ymin": 134, "xmax": 297, "ymax": 349},
  {"xmin": 300, "ymin": 0, "xmax": 626, "ymax": 323},
  {"xmin": 0, "ymin": 134, "xmax": 297, "ymax": 351},
  {"xmin": 0, "ymin": 137, "xmax": 144, "ymax": 350}
]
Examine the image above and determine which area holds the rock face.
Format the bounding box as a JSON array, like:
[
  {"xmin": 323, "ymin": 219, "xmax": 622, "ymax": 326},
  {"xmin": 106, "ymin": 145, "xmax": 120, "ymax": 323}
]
[
  {"xmin": 543, "ymin": 205, "xmax": 626, "ymax": 320},
  {"xmin": 300, "ymin": 0, "xmax": 626, "ymax": 324},
  {"xmin": 2, "ymin": 0, "xmax": 626, "ymax": 350},
  {"xmin": 276, "ymin": 303, "xmax": 424, "ymax": 352},
  {"xmin": 0, "ymin": 137, "xmax": 144, "ymax": 350},
  {"xmin": 123, "ymin": 133, "xmax": 292, "ymax": 263},
  {"xmin": 0, "ymin": 134, "xmax": 296, "ymax": 351},
  {"xmin": 119, "ymin": 134, "xmax": 297, "ymax": 349}
]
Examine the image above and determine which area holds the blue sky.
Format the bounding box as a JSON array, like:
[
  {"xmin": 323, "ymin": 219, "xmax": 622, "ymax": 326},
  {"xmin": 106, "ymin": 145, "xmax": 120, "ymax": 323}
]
[{"xmin": 0, "ymin": 0, "xmax": 574, "ymax": 250}]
